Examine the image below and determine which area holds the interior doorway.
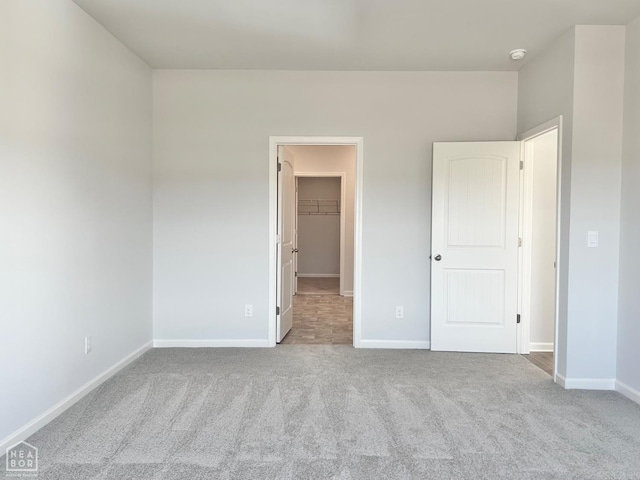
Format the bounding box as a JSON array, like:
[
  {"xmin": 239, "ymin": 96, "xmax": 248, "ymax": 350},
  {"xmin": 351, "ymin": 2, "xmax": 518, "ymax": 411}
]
[
  {"xmin": 295, "ymin": 174, "xmax": 345, "ymax": 296},
  {"xmin": 268, "ymin": 137, "xmax": 363, "ymax": 347},
  {"xmin": 518, "ymin": 119, "xmax": 562, "ymax": 379},
  {"xmin": 429, "ymin": 117, "xmax": 563, "ymax": 381}
]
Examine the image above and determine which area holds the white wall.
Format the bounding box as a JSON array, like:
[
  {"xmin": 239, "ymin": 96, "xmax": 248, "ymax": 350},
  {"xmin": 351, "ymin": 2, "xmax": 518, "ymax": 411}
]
[
  {"xmin": 0, "ymin": 0, "xmax": 153, "ymax": 444},
  {"xmin": 298, "ymin": 177, "xmax": 341, "ymax": 201},
  {"xmin": 297, "ymin": 177, "xmax": 341, "ymax": 277},
  {"xmin": 518, "ymin": 26, "xmax": 626, "ymax": 383},
  {"xmin": 567, "ymin": 26, "xmax": 625, "ymax": 381},
  {"xmin": 152, "ymin": 70, "xmax": 518, "ymax": 343},
  {"xmin": 529, "ymin": 130, "xmax": 558, "ymax": 350},
  {"xmin": 617, "ymin": 15, "xmax": 640, "ymax": 396}
]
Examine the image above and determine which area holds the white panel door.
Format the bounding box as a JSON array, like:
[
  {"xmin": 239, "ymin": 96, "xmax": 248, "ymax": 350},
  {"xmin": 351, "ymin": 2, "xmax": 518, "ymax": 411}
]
[
  {"xmin": 294, "ymin": 177, "xmax": 299, "ymax": 295},
  {"xmin": 277, "ymin": 146, "xmax": 295, "ymax": 342},
  {"xmin": 431, "ymin": 142, "xmax": 521, "ymax": 353}
]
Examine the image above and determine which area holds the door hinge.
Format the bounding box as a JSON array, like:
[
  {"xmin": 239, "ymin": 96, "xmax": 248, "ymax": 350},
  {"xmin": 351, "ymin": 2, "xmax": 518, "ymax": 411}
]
[
  {"xmin": 520, "ymin": 161, "xmax": 524, "ymax": 170},
  {"xmin": 276, "ymin": 306, "xmax": 280, "ymax": 316},
  {"xmin": 295, "ymin": 272, "xmax": 298, "ymax": 277},
  {"xmin": 518, "ymin": 237, "xmax": 523, "ymax": 247},
  {"xmin": 517, "ymin": 314, "xmax": 521, "ymax": 324},
  {"xmin": 277, "ymin": 162, "xmax": 282, "ymax": 172}
]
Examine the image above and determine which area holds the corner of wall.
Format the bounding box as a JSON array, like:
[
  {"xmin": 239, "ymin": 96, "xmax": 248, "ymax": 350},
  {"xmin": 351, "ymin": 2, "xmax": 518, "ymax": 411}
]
[{"xmin": 615, "ymin": 15, "xmax": 640, "ymax": 399}]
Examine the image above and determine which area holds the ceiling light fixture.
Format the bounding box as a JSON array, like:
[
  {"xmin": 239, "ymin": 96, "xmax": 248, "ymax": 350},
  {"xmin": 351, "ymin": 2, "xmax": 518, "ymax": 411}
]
[{"xmin": 510, "ymin": 49, "xmax": 527, "ymax": 61}]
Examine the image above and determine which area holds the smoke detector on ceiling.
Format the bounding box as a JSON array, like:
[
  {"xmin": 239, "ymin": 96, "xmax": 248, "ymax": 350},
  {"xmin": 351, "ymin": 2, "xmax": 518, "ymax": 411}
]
[{"xmin": 510, "ymin": 49, "xmax": 527, "ymax": 61}]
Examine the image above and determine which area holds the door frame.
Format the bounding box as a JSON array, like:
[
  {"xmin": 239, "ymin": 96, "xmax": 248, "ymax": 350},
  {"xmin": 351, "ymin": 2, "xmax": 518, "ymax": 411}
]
[
  {"xmin": 516, "ymin": 116, "xmax": 563, "ymax": 382},
  {"xmin": 294, "ymin": 172, "xmax": 347, "ymax": 296},
  {"xmin": 268, "ymin": 136, "xmax": 364, "ymax": 348}
]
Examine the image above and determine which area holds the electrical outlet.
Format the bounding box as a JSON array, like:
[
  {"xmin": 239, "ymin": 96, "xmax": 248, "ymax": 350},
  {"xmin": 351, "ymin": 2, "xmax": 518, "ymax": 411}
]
[
  {"xmin": 244, "ymin": 304, "xmax": 253, "ymax": 317},
  {"xmin": 395, "ymin": 306, "xmax": 404, "ymax": 319},
  {"xmin": 85, "ymin": 335, "xmax": 92, "ymax": 354}
]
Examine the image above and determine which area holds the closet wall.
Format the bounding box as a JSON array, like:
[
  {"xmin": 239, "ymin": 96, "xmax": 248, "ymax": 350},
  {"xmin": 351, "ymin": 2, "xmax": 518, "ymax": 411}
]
[{"xmin": 297, "ymin": 177, "xmax": 341, "ymax": 277}]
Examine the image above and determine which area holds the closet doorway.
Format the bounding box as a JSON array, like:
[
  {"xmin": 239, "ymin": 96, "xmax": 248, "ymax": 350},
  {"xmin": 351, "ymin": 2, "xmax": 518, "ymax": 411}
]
[
  {"xmin": 295, "ymin": 174, "xmax": 345, "ymax": 296},
  {"xmin": 270, "ymin": 141, "xmax": 359, "ymax": 346}
]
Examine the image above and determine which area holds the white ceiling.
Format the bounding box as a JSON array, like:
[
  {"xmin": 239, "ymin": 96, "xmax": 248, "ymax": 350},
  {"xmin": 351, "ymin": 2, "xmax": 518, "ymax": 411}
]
[{"xmin": 72, "ymin": 0, "xmax": 640, "ymax": 71}]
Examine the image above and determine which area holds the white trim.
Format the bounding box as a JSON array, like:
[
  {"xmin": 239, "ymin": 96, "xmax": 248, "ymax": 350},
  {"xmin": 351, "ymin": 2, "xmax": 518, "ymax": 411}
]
[
  {"xmin": 343, "ymin": 290, "xmax": 354, "ymax": 297},
  {"xmin": 0, "ymin": 341, "xmax": 152, "ymax": 454},
  {"xmin": 297, "ymin": 274, "xmax": 340, "ymax": 278},
  {"xmin": 269, "ymin": 136, "xmax": 364, "ymax": 348},
  {"xmin": 516, "ymin": 140, "xmax": 528, "ymax": 354},
  {"xmin": 616, "ymin": 380, "xmax": 640, "ymax": 405},
  {"xmin": 530, "ymin": 342, "xmax": 554, "ymax": 352},
  {"xmin": 359, "ymin": 340, "xmax": 431, "ymax": 349},
  {"xmin": 558, "ymin": 376, "xmax": 616, "ymax": 390},
  {"xmin": 153, "ymin": 339, "xmax": 270, "ymax": 348},
  {"xmin": 516, "ymin": 116, "xmax": 563, "ymax": 383},
  {"xmin": 294, "ymin": 171, "xmax": 347, "ymax": 296},
  {"xmin": 517, "ymin": 117, "xmax": 564, "ymax": 142},
  {"xmin": 294, "ymin": 176, "xmax": 299, "ymax": 295}
]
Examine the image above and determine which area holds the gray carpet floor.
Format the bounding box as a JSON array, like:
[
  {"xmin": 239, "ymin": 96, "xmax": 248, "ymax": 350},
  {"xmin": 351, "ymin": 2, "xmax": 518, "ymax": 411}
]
[{"xmin": 2, "ymin": 347, "xmax": 640, "ymax": 480}]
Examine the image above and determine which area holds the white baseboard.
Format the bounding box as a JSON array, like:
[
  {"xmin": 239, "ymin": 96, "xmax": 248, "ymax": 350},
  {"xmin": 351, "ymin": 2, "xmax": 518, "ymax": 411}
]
[
  {"xmin": 0, "ymin": 341, "xmax": 152, "ymax": 454},
  {"xmin": 343, "ymin": 291, "xmax": 354, "ymax": 297},
  {"xmin": 297, "ymin": 274, "xmax": 340, "ymax": 278},
  {"xmin": 358, "ymin": 340, "xmax": 431, "ymax": 350},
  {"xmin": 556, "ymin": 374, "xmax": 616, "ymax": 390},
  {"xmin": 153, "ymin": 339, "xmax": 270, "ymax": 348},
  {"xmin": 530, "ymin": 342, "xmax": 554, "ymax": 352},
  {"xmin": 616, "ymin": 379, "xmax": 640, "ymax": 405}
]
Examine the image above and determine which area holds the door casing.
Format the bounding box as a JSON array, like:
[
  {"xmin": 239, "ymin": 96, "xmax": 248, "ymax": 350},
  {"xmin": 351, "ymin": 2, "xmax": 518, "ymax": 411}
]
[{"xmin": 517, "ymin": 116, "xmax": 564, "ymax": 382}]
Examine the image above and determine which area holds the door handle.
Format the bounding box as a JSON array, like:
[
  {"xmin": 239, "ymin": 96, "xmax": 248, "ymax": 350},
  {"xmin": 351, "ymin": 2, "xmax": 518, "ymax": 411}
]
[
  {"xmin": 292, "ymin": 248, "xmax": 299, "ymax": 253},
  {"xmin": 434, "ymin": 254, "xmax": 442, "ymax": 261}
]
